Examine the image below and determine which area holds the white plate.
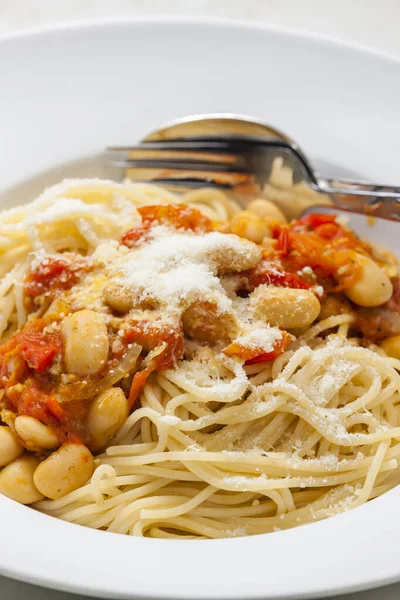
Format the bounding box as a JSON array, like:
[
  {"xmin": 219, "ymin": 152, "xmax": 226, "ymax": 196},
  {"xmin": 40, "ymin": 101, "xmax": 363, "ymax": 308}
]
[{"xmin": 1, "ymin": 17, "xmax": 400, "ymax": 600}]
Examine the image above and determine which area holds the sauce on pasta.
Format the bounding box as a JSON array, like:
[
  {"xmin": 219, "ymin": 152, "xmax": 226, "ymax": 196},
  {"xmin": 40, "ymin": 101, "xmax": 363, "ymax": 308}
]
[{"xmin": 0, "ymin": 175, "xmax": 399, "ymax": 538}]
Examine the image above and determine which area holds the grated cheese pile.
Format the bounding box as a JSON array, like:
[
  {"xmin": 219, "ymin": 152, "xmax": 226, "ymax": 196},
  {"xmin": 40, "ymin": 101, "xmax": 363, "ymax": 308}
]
[
  {"xmin": 42, "ymin": 218, "xmax": 288, "ymax": 370},
  {"xmin": 109, "ymin": 224, "xmax": 260, "ymax": 316},
  {"xmin": 233, "ymin": 327, "xmax": 283, "ymax": 353}
]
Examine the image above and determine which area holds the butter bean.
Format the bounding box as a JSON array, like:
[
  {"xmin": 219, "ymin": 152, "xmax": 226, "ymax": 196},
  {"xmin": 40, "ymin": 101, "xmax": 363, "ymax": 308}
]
[
  {"xmin": 33, "ymin": 443, "xmax": 94, "ymax": 499},
  {"xmin": 381, "ymin": 336, "xmax": 400, "ymax": 359},
  {"xmin": 0, "ymin": 456, "xmax": 44, "ymax": 504},
  {"xmin": 248, "ymin": 199, "xmax": 287, "ymax": 224},
  {"xmin": 230, "ymin": 211, "xmax": 272, "ymax": 244},
  {"xmin": 251, "ymin": 286, "xmax": 321, "ymax": 329},
  {"xmin": 0, "ymin": 426, "xmax": 23, "ymax": 467},
  {"xmin": 344, "ymin": 254, "xmax": 393, "ymax": 307},
  {"xmin": 15, "ymin": 416, "xmax": 59, "ymax": 451},
  {"xmin": 88, "ymin": 387, "xmax": 129, "ymax": 451},
  {"xmin": 62, "ymin": 310, "xmax": 109, "ymax": 376}
]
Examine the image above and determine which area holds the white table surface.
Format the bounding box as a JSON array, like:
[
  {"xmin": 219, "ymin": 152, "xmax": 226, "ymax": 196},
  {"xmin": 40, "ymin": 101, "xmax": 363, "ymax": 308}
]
[{"xmin": 1, "ymin": 0, "xmax": 400, "ymax": 598}]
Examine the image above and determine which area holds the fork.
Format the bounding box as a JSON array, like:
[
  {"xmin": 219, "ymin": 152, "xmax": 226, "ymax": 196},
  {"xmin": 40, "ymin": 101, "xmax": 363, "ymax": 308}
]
[{"xmin": 107, "ymin": 114, "xmax": 400, "ymax": 221}]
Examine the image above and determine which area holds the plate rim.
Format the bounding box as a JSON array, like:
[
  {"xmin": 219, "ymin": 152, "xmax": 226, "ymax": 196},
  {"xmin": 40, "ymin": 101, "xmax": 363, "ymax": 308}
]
[
  {"xmin": 0, "ymin": 16, "xmax": 400, "ymax": 600},
  {"xmin": 1, "ymin": 14, "xmax": 400, "ymax": 67}
]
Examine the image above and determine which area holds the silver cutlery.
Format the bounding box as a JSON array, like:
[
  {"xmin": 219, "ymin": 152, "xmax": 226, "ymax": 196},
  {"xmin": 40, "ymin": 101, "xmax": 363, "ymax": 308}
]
[{"xmin": 108, "ymin": 114, "xmax": 400, "ymax": 221}]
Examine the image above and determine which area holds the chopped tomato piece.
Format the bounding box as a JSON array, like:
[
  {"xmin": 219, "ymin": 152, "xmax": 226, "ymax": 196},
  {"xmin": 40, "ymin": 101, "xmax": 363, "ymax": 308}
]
[
  {"xmin": 18, "ymin": 326, "xmax": 61, "ymax": 372},
  {"xmin": 236, "ymin": 261, "xmax": 310, "ymax": 296},
  {"xmin": 121, "ymin": 204, "xmax": 212, "ymax": 247},
  {"xmin": 249, "ymin": 263, "xmax": 310, "ymax": 290},
  {"xmin": 139, "ymin": 204, "xmax": 212, "ymax": 232},
  {"xmin": 6, "ymin": 381, "xmax": 82, "ymax": 444},
  {"xmin": 128, "ymin": 366, "xmax": 153, "ymax": 410},
  {"xmin": 271, "ymin": 213, "xmax": 374, "ymax": 292},
  {"xmin": 0, "ymin": 319, "xmax": 61, "ymax": 377},
  {"xmin": 275, "ymin": 226, "xmax": 290, "ymax": 256},
  {"xmin": 124, "ymin": 318, "xmax": 184, "ymax": 370},
  {"xmin": 25, "ymin": 257, "xmax": 89, "ymax": 298},
  {"xmin": 123, "ymin": 319, "xmax": 185, "ymax": 412},
  {"xmin": 313, "ymin": 222, "xmax": 341, "ymax": 239},
  {"xmin": 295, "ymin": 213, "xmax": 336, "ymax": 229},
  {"xmin": 223, "ymin": 331, "xmax": 291, "ymax": 364},
  {"xmin": 17, "ymin": 319, "xmax": 61, "ymax": 372},
  {"xmin": 120, "ymin": 222, "xmax": 151, "ymax": 247},
  {"xmin": 0, "ymin": 352, "xmax": 26, "ymax": 387},
  {"xmin": 281, "ymin": 233, "xmax": 360, "ymax": 290},
  {"xmin": 0, "ymin": 335, "xmax": 18, "ymax": 360},
  {"xmin": 290, "ymin": 213, "xmax": 369, "ymax": 253}
]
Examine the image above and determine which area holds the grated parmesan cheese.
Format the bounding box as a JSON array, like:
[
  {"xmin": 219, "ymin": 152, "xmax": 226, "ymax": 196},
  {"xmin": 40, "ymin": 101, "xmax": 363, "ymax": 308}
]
[
  {"xmin": 158, "ymin": 415, "xmax": 180, "ymax": 425},
  {"xmin": 108, "ymin": 225, "xmax": 260, "ymax": 316},
  {"xmin": 233, "ymin": 327, "xmax": 282, "ymax": 353}
]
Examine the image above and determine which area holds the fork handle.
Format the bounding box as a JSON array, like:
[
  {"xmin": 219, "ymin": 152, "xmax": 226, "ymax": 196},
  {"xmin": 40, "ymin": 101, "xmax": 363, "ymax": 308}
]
[
  {"xmin": 318, "ymin": 177, "xmax": 400, "ymax": 198},
  {"xmin": 314, "ymin": 177, "xmax": 400, "ymax": 221}
]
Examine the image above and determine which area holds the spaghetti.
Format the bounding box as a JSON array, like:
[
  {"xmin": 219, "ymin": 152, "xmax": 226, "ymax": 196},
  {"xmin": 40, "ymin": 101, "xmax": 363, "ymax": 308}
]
[{"xmin": 0, "ymin": 173, "xmax": 399, "ymax": 539}]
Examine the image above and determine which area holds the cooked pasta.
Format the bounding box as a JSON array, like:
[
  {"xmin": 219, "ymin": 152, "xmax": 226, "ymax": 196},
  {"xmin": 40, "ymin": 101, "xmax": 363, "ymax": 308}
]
[{"xmin": 0, "ymin": 170, "xmax": 400, "ymax": 540}]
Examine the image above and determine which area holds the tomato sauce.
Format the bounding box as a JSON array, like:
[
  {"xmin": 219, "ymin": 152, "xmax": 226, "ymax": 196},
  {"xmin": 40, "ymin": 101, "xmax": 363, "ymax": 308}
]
[
  {"xmin": 121, "ymin": 204, "xmax": 212, "ymax": 247},
  {"xmin": 18, "ymin": 321, "xmax": 61, "ymax": 372},
  {"xmin": 25, "ymin": 256, "xmax": 90, "ymax": 299},
  {"xmin": 2, "ymin": 208, "xmax": 397, "ymax": 452},
  {"xmin": 0, "ymin": 317, "xmax": 88, "ymax": 444},
  {"xmin": 127, "ymin": 367, "xmax": 153, "ymax": 410},
  {"xmin": 250, "ymin": 263, "xmax": 310, "ymax": 291},
  {"xmin": 6, "ymin": 381, "xmax": 85, "ymax": 444},
  {"xmin": 272, "ymin": 213, "xmax": 373, "ymax": 291},
  {"xmin": 223, "ymin": 331, "xmax": 291, "ymax": 364},
  {"xmin": 124, "ymin": 318, "xmax": 184, "ymax": 370},
  {"xmin": 122, "ymin": 317, "xmax": 185, "ymax": 409},
  {"xmin": 353, "ymin": 278, "xmax": 400, "ymax": 341},
  {"xmin": 0, "ymin": 318, "xmax": 61, "ymax": 378}
]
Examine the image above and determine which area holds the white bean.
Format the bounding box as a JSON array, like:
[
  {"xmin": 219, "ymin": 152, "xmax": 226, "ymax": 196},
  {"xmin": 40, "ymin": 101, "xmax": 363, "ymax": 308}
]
[
  {"xmin": 33, "ymin": 443, "xmax": 94, "ymax": 500},
  {"xmin": 0, "ymin": 456, "xmax": 44, "ymax": 504},
  {"xmin": 15, "ymin": 416, "xmax": 59, "ymax": 451},
  {"xmin": 344, "ymin": 253, "xmax": 393, "ymax": 307},
  {"xmin": 104, "ymin": 282, "xmax": 157, "ymax": 312},
  {"xmin": 182, "ymin": 301, "xmax": 239, "ymax": 343},
  {"xmin": 0, "ymin": 426, "xmax": 23, "ymax": 467},
  {"xmin": 211, "ymin": 234, "xmax": 261, "ymax": 274},
  {"xmin": 230, "ymin": 211, "xmax": 272, "ymax": 244},
  {"xmin": 251, "ymin": 285, "xmax": 321, "ymax": 329},
  {"xmin": 61, "ymin": 310, "xmax": 109, "ymax": 376},
  {"xmin": 87, "ymin": 387, "xmax": 129, "ymax": 451},
  {"xmin": 104, "ymin": 282, "xmax": 133, "ymax": 313},
  {"xmin": 247, "ymin": 199, "xmax": 287, "ymax": 224},
  {"xmin": 380, "ymin": 336, "xmax": 400, "ymax": 359}
]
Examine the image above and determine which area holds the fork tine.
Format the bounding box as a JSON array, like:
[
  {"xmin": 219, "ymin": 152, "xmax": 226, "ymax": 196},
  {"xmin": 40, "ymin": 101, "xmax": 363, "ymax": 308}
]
[
  {"xmin": 111, "ymin": 159, "xmax": 251, "ymax": 173},
  {"xmin": 108, "ymin": 135, "xmax": 311, "ymax": 195},
  {"xmin": 126, "ymin": 149, "xmax": 239, "ymax": 164},
  {"xmin": 107, "ymin": 142, "xmax": 248, "ymax": 176},
  {"xmin": 124, "ymin": 167, "xmax": 254, "ymax": 186},
  {"xmin": 108, "ymin": 134, "xmax": 290, "ymax": 153},
  {"xmin": 108, "ymin": 140, "xmax": 251, "ymax": 175},
  {"xmin": 141, "ymin": 178, "xmax": 233, "ymax": 190},
  {"xmin": 108, "ymin": 137, "xmax": 312, "ymax": 183},
  {"xmin": 125, "ymin": 175, "xmax": 261, "ymax": 198}
]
